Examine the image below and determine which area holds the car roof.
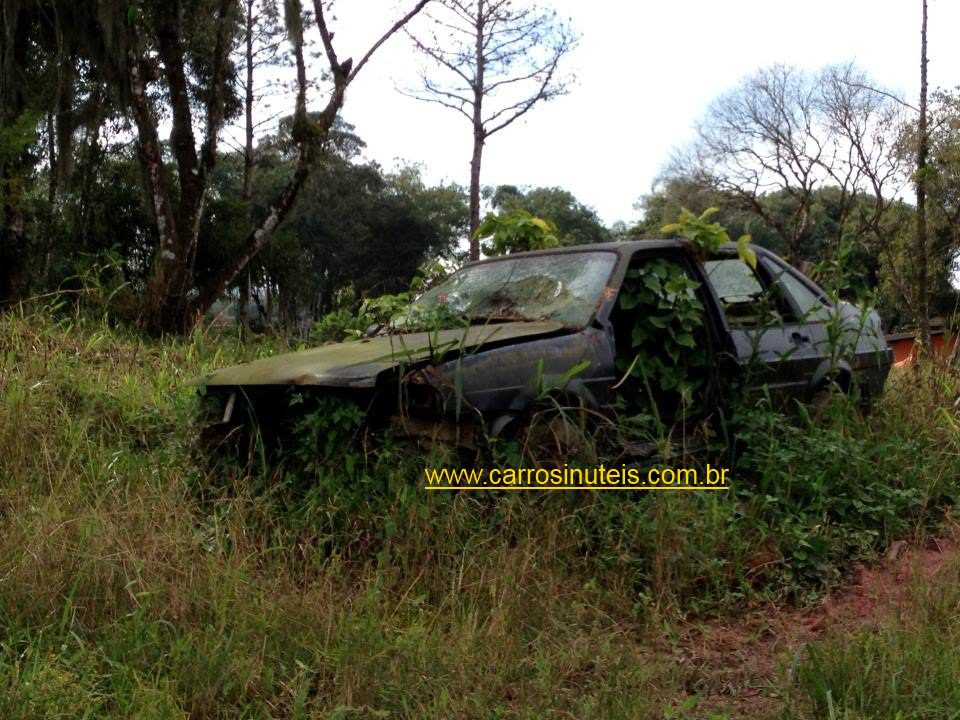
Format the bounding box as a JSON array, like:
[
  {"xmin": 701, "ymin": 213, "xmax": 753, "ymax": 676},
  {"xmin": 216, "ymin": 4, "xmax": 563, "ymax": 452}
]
[{"xmin": 464, "ymin": 239, "xmax": 779, "ymax": 266}]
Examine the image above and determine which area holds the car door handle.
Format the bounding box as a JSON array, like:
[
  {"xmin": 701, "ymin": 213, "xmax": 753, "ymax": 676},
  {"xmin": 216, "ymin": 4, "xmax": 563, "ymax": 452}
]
[{"xmin": 790, "ymin": 331, "xmax": 811, "ymax": 345}]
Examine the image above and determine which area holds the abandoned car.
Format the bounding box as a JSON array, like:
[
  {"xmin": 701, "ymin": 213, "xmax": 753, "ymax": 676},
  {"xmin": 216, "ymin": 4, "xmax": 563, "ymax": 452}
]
[{"xmin": 195, "ymin": 240, "xmax": 893, "ymax": 450}]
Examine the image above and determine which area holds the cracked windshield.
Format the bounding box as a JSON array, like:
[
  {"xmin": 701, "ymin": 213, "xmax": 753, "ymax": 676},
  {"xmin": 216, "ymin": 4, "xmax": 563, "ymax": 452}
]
[{"xmin": 408, "ymin": 251, "xmax": 617, "ymax": 328}]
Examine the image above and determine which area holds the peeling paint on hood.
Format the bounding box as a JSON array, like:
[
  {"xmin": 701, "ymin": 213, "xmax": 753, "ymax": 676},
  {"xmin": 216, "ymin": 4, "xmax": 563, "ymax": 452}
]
[{"xmin": 192, "ymin": 320, "xmax": 565, "ymax": 388}]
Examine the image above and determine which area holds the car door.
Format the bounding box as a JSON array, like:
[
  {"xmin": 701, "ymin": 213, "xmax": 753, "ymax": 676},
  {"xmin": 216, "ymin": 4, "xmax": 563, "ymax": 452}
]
[
  {"xmin": 702, "ymin": 254, "xmax": 829, "ymax": 407},
  {"xmin": 760, "ymin": 255, "xmax": 891, "ymax": 398},
  {"xmin": 604, "ymin": 248, "xmax": 723, "ymax": 421}
]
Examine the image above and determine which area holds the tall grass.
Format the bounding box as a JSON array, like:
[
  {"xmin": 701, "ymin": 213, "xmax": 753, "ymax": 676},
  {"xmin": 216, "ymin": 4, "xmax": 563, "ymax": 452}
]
[
  {"xmin": 1, "ymin": 303, "xmax": 959, "ymax": 717},
  {"xmin": 0, "ymin": 306, "xmax": 675, "ymax": 717}
]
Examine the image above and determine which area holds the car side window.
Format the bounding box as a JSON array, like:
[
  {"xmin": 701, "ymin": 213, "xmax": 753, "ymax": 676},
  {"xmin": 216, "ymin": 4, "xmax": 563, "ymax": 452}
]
[
  {"xmin": 704, "ymin": 258, "xmax": 794, "ymax": 327},
  {"xmin": 704, "ymin": 259, "xmax": 763, "ymax": 302},
  {"xmin": 771, "ymin": 266, "xmax": 833, "ymax": 322}
]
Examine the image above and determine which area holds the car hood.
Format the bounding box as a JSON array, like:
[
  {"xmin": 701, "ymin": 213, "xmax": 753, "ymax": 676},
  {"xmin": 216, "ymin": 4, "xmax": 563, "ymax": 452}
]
[{"xmin": 192, "ymin": 320, "xmax": 565, "ymax": 388}]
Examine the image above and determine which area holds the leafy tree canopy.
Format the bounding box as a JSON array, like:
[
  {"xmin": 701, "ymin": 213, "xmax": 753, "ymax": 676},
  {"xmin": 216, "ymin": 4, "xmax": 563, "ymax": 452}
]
[{"xmin": 489, "ymin": 185, "xmax": 611, "ymax": 245}]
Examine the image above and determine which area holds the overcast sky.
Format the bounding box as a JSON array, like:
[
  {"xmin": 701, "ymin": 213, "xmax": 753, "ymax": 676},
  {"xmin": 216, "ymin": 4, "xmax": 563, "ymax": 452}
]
[{"xmin": 310, "ymin": 0, "xmax": 960, "ymax": 227}]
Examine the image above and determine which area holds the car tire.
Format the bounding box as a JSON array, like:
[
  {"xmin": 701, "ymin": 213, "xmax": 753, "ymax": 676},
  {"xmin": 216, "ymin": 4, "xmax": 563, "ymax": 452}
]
[
  {"xmin": 806, "ymin": 373, "xmax": 853, "ymax": 423},
  {"xmin": 516, "ymin": 395, "xmax": 602, "ymax": 467}
]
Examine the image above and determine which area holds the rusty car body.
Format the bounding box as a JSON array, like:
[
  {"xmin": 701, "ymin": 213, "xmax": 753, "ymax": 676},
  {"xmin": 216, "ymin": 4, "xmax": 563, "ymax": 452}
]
[{"xmin": 195, "ymin": 240, "xmax": 893, "ymax": 448}]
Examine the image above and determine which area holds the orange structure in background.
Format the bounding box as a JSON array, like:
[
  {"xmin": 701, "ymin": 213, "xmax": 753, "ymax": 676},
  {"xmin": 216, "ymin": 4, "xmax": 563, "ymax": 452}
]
[{"xmin": 886, "ymin": 318, "xmax": 958, "ymax": 368}]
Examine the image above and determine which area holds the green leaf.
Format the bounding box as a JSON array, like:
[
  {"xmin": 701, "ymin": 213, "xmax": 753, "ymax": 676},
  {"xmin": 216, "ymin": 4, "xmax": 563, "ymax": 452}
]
[
  {"xmin": 556, "ymin": 359, "xmax": 591, "ymax": 388},
  {"xmin": 631, "ymin": 326, "xmax": 650, "ymax": 346},
  {"xmin": 619, "ymin": 293, "xmax": 642, "ymax": 310},
  {"xmin": 737, "ymin": 234, "xmax": 757, "ymax": 269},
  {"xmin": 642, "ymin": 275, "xmax": 661, "ymax": 294}
]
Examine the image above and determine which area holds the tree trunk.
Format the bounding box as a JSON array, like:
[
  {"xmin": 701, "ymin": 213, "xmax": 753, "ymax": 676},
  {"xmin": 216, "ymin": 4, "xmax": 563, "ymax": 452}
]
[
  {"xmin": 189, "ymin": 0, "xmax": 338, "ymax": 319},
  {"xmin": 468, "ymin": 128, "xmax": 484, "ymax": 259},
  {"xmin": 0, "ymin": 186, "xmax": 27, "ymax": 303},
  {"xmin": 915, "ymin": 0, "xmax": 931, "ymax": 354},
  {"xmin": 43, "ymin": 111, "xmax": 57, "ymax": 283},
  {"xmin": 238, "ymin": 268, "xmax": 250, "ymax": 334},
  {"xmin": 239, "ymin": 0, "xmax": 256, "ymax": 337},
  {"xmin": 0, "ymin": 9, "xmax": 28, "ymax": 303},
  {"xmin": 54, "ymin": 60, "xmax": 75, "ymax": 192},
  {"xmin": 150, "ymin": 3, "xmax": 209, "ymax": 320},
  {"xmin": 468, "ymin": 0, "xmax": 486, "ymax": 260},
  {"xmin": 133, "ymin": 0, "xmax": 234, "ymax": 334},
  {"xmin": 136, "ymin": 0, "xmax": 426, "ymax": 332},
  {"xmin": 242, "ymin": 0, "xmax": 255, "ymax": 202},
  {"xmin": 46, "ymin": 112, "xmax": 58, "ymax": 204},
  {"xmin": 127, "ymin": 49, "xmax": 187, "ymax": 333},
  {"xmin": 189, "ymin": 146, "xmax": 315, "ymax": 315}
]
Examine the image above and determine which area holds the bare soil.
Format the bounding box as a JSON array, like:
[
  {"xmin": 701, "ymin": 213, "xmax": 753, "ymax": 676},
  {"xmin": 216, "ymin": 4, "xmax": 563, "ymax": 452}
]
[{"xmin": 662, "ymin": 526, "xmax": 959, "ymax": 718}]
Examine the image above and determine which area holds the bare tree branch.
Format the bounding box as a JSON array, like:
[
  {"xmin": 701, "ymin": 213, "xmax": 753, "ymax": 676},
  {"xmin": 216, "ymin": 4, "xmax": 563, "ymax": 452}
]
[
  {"xmin": 397, "ymin": 87, "xmax": 473, "ymax": 122},
  {"xmin": 402, "ymin": 0, "xmax": 577, "ymax": 258},
  {"xmin": 679, "ymin": 63, "xmax": 912, "ymax": 264},
  {"xmin": 346, "ymin": 0, "xmax": 433, "ymax": 82}
]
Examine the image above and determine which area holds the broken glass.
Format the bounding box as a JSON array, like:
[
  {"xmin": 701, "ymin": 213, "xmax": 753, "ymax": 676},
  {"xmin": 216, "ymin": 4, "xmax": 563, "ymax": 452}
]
[{"xmin": 408, "ymin": 251, "xmax": 618, "ymax": 328}]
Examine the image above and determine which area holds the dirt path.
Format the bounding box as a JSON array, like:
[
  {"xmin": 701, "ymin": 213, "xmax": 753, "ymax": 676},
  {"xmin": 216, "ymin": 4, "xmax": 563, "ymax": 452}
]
[{"xmin": 663, "ymin": 528, "xmax": 959, "ymax": 718}]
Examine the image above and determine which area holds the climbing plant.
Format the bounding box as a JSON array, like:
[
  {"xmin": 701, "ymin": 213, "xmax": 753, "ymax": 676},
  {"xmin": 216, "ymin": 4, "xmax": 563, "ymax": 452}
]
[{"xmin": 615, "ymin": 258, "xmax": 708, "ymax": 423}]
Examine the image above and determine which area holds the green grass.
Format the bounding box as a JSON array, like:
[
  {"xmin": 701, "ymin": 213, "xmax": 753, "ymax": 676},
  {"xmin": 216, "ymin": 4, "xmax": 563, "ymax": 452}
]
[
  {"xmin": 1, "ymin": 303, "xmax": 959, "ymax": 718},
  {"xmin": 0, "ymin": 307, "xmax": 677, "ymax": 717},
  {"xmin": 784, "ymin": 557, "xmax": 960, "ymax": 719}
]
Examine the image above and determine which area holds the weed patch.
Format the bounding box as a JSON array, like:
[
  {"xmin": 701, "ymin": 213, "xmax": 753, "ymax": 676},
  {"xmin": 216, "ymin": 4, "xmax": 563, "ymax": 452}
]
[{"xmin": 1, "ymin": 306, "xmax": 958, "ymax": 717}]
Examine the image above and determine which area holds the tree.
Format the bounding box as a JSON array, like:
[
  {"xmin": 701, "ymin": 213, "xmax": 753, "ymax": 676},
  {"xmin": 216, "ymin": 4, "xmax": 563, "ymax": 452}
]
[
  {"xmin": 634, "ymin": 176, "xmax": 757, "ymax": 245},
  {"xmin": 228, "ymin": 0, "xmax": 289, "ymax": 330},
  {"xmin": 403, "ymin": 0, "xmax": 576, "ymax": 260},
  {"xmin": 89, "ymin": 0, "xmax": 430, "ymax": 334},
  {"xmin": 489, "ymin": 184, "xmax": 610, "ymax": 244},
  {"xmin": 635, "ymin": 176, "xmax": 936, "ymax": 327},
  {"xmin": 914, "ymin": 0, "xmax": 931, "ymax": 351},
  {"xmin": 196, "ymin": 130, "xmax": 467, "ymax": 326},
  {"xmin": 234, "ymin": 0, "xmax": 288, "ymax": 202},
  {"xmin": 0, "ymin": 0, "xmax": 443, "ymax": 332},
  {"xmin": 673, "ymin": 64, "xmax": 908, "ymax": 264},
  {"xmin": 0, "ymin": 1, "xmax": 87, "ymax": 301},
  {"xmin": 637, "ymin": 177, "xmax": 882, "ymax": 279},
  {"xmin": 917, "ymin": 90, "xmax": 960, "ymax": 326},
  {"xmin": 673, "ymin": 65, "xmax": 822, "ymax": 262},
  {"xmin": 273, "ymin": 157, "xmax": 466, "ymax": 317}
]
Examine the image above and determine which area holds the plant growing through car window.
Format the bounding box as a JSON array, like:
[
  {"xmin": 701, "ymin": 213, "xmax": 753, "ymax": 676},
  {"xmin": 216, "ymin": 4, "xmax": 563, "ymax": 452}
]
[
  {"xmin": 611, "ymin": 208, "xmax": 759, "ymax": 439},
  {"xmin": 614, "ymin": 258, "xmax": 708, "ymax": 427},
  {"xmin": 661, "ymin": 206, "xmax": 756, "ymax": 268}
]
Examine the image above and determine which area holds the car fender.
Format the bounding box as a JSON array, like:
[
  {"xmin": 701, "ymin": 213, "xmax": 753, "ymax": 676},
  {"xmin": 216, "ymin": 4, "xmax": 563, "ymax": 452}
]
[
  {"xmin": 808, "ymin": 357, "xmax": 852, "ymax": 394},
  {"xmin": 487, "ymin": 380, "xmax": 602, "ymax": 438}
]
